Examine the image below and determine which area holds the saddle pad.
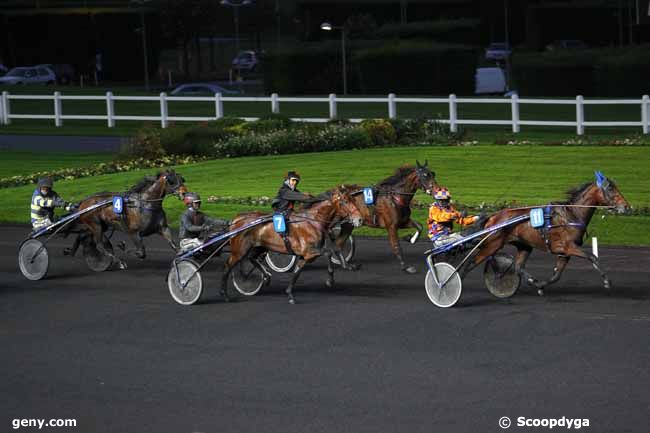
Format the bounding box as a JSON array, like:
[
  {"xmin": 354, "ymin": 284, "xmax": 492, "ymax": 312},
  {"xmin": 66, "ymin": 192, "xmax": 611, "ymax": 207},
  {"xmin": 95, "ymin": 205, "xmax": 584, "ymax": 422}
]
[
  {"xmin": 112, "ymin": 196, "xmax": 124, "ymax": 215},
  {"xmin": 529, "ymin": 208, "xmax": 544, "ymax": 228},
  {"xmin": 273, "ymin": 214, "xmax": 286, "ymax": 233}
]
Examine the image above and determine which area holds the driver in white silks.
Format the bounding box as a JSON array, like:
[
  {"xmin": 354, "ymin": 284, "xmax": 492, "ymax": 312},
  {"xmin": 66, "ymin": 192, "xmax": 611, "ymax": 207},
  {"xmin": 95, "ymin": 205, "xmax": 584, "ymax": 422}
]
[
  {"xmin": 427, "ymin": 187, "xmax": 479, "ymax": 247},
  {"xmin": 179, "ymin": 192, "xmax": 231, "ymax": 252}
]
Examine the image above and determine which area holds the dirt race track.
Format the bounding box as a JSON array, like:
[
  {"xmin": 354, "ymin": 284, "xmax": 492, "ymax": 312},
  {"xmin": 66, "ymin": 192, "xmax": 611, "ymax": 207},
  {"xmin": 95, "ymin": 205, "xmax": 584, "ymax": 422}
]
[{"xmin": 1, "ymin": 225, "xmax": 649, "ymax": 433}]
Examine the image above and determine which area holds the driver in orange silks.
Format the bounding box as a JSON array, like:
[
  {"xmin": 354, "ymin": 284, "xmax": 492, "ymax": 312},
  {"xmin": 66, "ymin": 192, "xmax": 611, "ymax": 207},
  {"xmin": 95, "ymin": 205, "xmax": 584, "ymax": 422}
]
[{"xmin": 427, "ymin": 187, "xmax": 479, "ymax": 247}]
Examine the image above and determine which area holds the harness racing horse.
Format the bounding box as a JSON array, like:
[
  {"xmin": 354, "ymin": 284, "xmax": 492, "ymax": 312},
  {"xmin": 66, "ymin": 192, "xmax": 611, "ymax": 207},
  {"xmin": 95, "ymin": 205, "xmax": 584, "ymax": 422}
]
[
  {"xmin": 334, "ymin": 160, "xmax": 438, "ymax": 274},
  {"xmin": 71, "ymin": 170, "xmax": 187, "ymax": 268},
  {"xmin": 224, "ymin": 186, "xmax": 364, "ymax": 304},
  {"xmin": 469, "ymin": 172, "xmax": 630, "ymax": 295}
]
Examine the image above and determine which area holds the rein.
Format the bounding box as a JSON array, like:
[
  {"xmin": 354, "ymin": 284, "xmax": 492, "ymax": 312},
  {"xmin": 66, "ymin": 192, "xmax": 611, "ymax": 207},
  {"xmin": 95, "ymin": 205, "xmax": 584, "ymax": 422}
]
[{"xmin": 506, "ymin": 204, "xmax": 615, "ymax": 212}]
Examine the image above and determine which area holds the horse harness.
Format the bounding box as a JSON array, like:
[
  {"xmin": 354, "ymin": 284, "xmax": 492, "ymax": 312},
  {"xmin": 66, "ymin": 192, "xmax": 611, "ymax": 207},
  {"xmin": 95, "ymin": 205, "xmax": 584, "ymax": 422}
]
[{"xmin": 536, "ymin": 205, "xmax": 585, "ymax": 253}]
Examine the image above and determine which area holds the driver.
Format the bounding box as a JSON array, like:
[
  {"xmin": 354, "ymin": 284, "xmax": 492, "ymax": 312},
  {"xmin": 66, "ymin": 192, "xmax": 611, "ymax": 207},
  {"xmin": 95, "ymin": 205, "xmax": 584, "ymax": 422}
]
[
  {"xmin": 30, "ymin": 177, "xmax": 75, "ymax": 230},
  {"xmin": 271, "ymin": 171, "xmax": 315, "ymax": 214},
  {"xmin": 179, "ymin": 192, "xmax": 231, "ymax": 252},
  {"xmin": 427, "ymin": 187, "xmax": 479, "ymax": 247}
]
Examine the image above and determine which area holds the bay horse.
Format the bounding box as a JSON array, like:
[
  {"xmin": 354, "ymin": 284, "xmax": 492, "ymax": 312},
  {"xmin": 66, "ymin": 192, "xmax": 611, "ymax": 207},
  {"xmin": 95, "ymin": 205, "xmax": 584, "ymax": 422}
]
[
  {"xmin": 334, "ymin": 160, "xmax": 438, "ymax": 274},
  {"xmin": 224, "ymin": 186, "xmax": 364, "ymax": 304},
  {"xmin": 469, "ymin": 172, "xmax": 630, "ymax": 295},
  {"xmin": 70, "ymin": 169, "xmax": 187, "ymax": 268}
]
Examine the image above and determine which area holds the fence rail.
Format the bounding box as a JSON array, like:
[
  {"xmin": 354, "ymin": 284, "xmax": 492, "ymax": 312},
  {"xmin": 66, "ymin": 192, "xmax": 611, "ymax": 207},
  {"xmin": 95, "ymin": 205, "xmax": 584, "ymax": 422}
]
[{"xmin": 1, "ymin": 91, "xmax": 649, "ymax": 136}]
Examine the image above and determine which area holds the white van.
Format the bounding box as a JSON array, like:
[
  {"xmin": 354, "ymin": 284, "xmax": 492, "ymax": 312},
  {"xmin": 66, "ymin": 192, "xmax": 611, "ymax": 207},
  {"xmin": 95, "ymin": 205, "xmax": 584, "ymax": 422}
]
[{"xmin": 475, "ymin": 67, "xmax": 507, "ymax": 94}]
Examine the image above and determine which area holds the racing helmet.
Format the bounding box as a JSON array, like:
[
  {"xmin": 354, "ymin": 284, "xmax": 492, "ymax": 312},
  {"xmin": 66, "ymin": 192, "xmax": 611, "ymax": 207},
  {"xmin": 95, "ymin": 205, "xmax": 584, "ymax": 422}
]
[
  {"xmin": 183, "ymin": 192, "xmax": 201, "ymax": 207},
  {"xmin": 433, "ymin": 187, "xmax": 451, "ymax": 200},
  {"xmin": 38, "ymin": 177, "xmax": 54, "ymax": 188},
  {"xmin": 285, "ymin": 171, "xmax": 301, "ymax": 182}
]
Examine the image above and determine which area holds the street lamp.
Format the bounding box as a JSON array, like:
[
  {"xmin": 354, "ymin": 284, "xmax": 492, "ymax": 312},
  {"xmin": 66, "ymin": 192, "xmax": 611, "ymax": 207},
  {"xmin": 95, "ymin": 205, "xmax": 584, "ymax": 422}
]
[
  {"xmin": 320, "ymin": 22, "xmax": 347, "ymax": 95},
  {"xmin": 131, "ymin": 0, "xmax": 151, "ymax": 92},
  {"xmin": 221, "ymin": 0, "xmax": 252, "ymax": 54}
]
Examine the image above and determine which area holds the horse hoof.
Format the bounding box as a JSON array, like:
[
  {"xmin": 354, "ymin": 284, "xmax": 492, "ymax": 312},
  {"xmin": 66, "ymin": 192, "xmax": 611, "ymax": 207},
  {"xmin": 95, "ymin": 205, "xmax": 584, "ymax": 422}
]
[
  {"xmin": 325, "ymin": 278, "xmax": 334, "ymax": 289},
  {"xmin": 63, "ymin": 248, "xmax": 73, "ymax": 256},
  {"xmin": 402, "ymin": 265, "xmax": 417, "ymax": 274},
  {"xmin": 604, "ymin": 280, "xmax": 612, "ymax": 290},
  {"xmin": 220, "ymin": 290, "xmax": 230, "ymax": 303},
  {"xmin": 348, "ymin": 263, "xmax": 361, "ymax": 271},
  {"xmin": 288, "ymin": 297, "xmax": 296, "ymax": 305},
  {"xmin": 118, "ymin": 261, "xmax": 128, "ymax": 270},
  {"xmin": 537, "ymin": 289, "xmax": 545, "ymax": 297},
  {"xmin": 117, "ymin": 241, "xmax": 127, "ymax": 251},
  {"xmin": 263, "ymin": 276, "xmax": 271, "ymax": 287}
]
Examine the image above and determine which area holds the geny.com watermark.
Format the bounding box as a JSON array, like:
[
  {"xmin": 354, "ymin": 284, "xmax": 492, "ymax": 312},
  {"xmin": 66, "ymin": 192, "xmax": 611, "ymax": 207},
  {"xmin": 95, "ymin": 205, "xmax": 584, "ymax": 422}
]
[
  {"xmin": 499, "ymin": 416, "xmax": 590, "ymax": 430},
  {"xmin": 11, "ymin": 418, "xmax": 77, "ymax": 430}
]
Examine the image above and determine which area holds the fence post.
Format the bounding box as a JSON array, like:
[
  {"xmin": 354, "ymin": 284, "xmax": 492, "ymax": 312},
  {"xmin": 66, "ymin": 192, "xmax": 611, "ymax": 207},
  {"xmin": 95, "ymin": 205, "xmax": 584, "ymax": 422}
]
[
  {"xmin": 511, "ymin": 93, "xmax": 520, "ymax": 133},
  {"xmin": 54, "ymin": 91, "xmax": 63, "ymax": 127},
  {"xmin": 642, "ymin": 95, "xmax": 649, "ymax": 135},
  {"xmin": 1, "ymin": 92, "xmax": 9, "ymax": 125},
  {"xmin": 0, "ymin": 92, "xmax": 4, "ymax": 126},
  {"xmin": 160, "ymin": 92, "xmax": 168, "ymax": 128},
  {"xmin": 329, "ymin": 94, "xmax": 337, "ymax": 120},
  {"xmin": 576, "ymin": 95, "xmax": 584, "ymax": 136},
  {"xmin": 215, "ymin": 93, "xmax": 223, "ymax": 119},
  {"xmin": 106, "ymin": 91, "xmax": 115, "ymax": 128},
  {"xmin": 271, "ymin": 93, "xmax": 280, "ymax": 114},
  {"xmin": 448, "ymin": 94, "xmax": 457, "ymax": 132},
  {"xmin": 387, "ymin": 93, "xmax": 397, "ymax": 119}
]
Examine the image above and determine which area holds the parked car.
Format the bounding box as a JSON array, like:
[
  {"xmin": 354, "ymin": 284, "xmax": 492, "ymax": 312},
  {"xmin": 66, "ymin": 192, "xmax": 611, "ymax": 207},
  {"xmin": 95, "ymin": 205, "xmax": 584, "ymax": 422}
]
[
  {"xmin": 485, "ymin": 42, "xmax": 512, "ymax": 60},
  {"xmin": 231, "ymin": 50, "xmax": 260, "ymax": 72},
  {"xmin": 545, "ymin": 40, "xmax": 587, "ymax": 51},
  {"xmin": 0, "ymin": 66, "xmax": 56, "ymax": 85},
  {"xmin": 36, "ymin": 64, "xmax": 77, "ymax": 84},
  {"xmin": 475, "ymin": 67, "xmax": 507, "ymax": 94},
  {"xmin": 170, "ymin": 83, "xmax": 241, "ymax": 95}
]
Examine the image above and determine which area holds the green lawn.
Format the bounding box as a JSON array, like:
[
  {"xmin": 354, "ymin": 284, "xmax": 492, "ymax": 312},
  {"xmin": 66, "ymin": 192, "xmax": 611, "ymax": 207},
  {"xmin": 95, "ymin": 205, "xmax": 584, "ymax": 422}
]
[
  {"xmin": 1, "ymin": 86, "xmax": 648, "ymax": 139},
  {"xmin": 1, "ymin": 146, "xmax": 648, "ymax": 245},
  {"xmin": 0, "ymin": 151, "xmax": 112, "ymax": 178}
]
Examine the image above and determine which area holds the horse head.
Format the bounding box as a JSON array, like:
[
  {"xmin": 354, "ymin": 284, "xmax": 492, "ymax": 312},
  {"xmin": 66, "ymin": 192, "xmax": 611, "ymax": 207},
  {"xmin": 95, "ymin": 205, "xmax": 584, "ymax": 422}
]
[
  {"xmin": 594, "ymin": 171, "xmax": 630, "ymax": 214},
  {"xmin": 333, "ymin": 185, "xmax": 364, "ymax": 228},
  {"xmin": 415, "ymin": 159, "xmax": 438, "ymax": 195},
  {"xmin": 160, "ymin": 169, "xmax": 188, "ymax": 198}
]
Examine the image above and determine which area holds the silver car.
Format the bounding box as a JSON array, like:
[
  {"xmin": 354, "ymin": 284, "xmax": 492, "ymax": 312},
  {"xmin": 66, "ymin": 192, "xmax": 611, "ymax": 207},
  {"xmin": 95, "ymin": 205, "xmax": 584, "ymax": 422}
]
[{"xmin": 0, "ymin": 66, "xmax": 57, "ymax": 85}]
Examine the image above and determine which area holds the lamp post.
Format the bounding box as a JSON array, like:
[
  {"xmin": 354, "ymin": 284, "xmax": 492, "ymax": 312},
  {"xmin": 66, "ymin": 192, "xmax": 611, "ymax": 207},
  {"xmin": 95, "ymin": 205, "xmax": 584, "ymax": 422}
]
[
  {"xmin": 320, "ymin": 22, "xmax": 347, "ymax": 95},
  {"xmin": 131, "ymin": 0, "xmax": 151, "ymax": 91},
  {"xmin": 221, "ymin": 0, "xmax": 252, "ymax": 54}
]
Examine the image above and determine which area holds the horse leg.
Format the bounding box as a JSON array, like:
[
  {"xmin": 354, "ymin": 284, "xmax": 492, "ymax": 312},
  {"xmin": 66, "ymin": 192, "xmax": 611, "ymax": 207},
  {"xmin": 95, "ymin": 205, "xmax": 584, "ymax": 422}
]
[
  {"xmin": 248, "ymin": 248, "xmax": 272, "ymax": 286},
  {"xmin": 286, "ymin": 258, "xmax": 307, "ymax": 304},
  {"xmin": 460, "ymin": 234, "xmax": 508, "ymax": 279},
  {"xmin": 332, "ymin": 223, "xmax": 359, "ymax": 271},
  {"xmin": 323, "ymin": 248, "xmax": 336, "ymax": 289},
  {"xmin": 160, "ymin": 224, "xmax": 178, "ymax": 252},
  {"xmin": 124, "ymin": 232, "xmax": 146, "ymax": 259},
  {"xmin": 388, "ymin": 224, "xmax": 416, "ymax": 274},
  {"xmin": 63, "ymin": 232, "xmax": 85, "ymax": 256},
  {"xmin": 90, "ymin": 222, "xmax": 126, "ymax": 269},
  {"xmin": 563, "ymin": 244, "xmax": 612, "ymax": 291},
  {"xmin": 403, "ymin": 219, "xmax": 423, "ymax": 244},
  {"xmin": 533, "ymin": 255, "xmax": 571, "ymax": 296}
]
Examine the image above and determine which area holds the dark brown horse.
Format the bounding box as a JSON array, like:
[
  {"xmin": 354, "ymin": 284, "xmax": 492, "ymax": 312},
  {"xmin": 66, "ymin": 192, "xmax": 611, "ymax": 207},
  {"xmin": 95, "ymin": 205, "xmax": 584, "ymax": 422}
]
[
  {"xmin": 334, "ymin": 160, "xmax": 438, "ymax": 273},
  {"xmin": 71, "ymin": 170, "xmax": 187, "ymax": 268},
  {"xmin": 469, "ymin": 172, "xmax": 630, "ymax": 295},
  {"xmin": 224, "ymin": 186, "xmax": 364, "ymax": 304}
]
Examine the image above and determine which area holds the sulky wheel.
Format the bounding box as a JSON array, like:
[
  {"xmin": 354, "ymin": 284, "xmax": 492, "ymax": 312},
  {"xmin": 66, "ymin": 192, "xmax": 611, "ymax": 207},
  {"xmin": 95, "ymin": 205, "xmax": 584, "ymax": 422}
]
[
  {"xmin": 484, "ymin": 253, "xmax": 521, "ymax": 299},
  {"xmin": 329, "ymin": 235, "xmax": 355, "ymax": 266},
  {"xmin": 424, "ymin": 262, "xmax": 462, "ymax": 308},
  {"xmin": 18, "ymin": 239, "xmax": 49, "ymax": 281},
  {"xmin": 168, "ymin": 260, "xmax": 203, "ymax": 305},
  {"xmin": 83, "ymin": 242, "xmax": 113, "ymax": 272},
  {"xmin": 232, "ymin": 258, "xmax": 265, "ymax": 296},
  {"xmin": 264, "ymin": 251, "xmax": 297, "ymax": 273}
]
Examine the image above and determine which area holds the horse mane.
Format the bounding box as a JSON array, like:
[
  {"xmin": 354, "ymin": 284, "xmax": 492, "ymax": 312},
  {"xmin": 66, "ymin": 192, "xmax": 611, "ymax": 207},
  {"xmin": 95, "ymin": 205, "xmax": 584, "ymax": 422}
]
[
  {"xmin": 378, "ymin": 165, "xmax": 414, "ymax": 187},
  {"xmin": 128, "ymin": 175, "xmax": 158, "ymax": 193}
]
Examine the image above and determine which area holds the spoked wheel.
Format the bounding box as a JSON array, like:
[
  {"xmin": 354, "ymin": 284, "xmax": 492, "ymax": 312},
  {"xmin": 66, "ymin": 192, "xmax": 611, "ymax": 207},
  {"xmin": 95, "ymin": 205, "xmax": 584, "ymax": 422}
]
[
  {"xmin": 424, "ymin": 262, "xmax": 462, "ymax": 308},
  {"xmin": 484, "ymin": 253, "xmax": 521, "ymax": 299},
  {"xmin": 232, "ymin": 258, "xmax": 266, "ymax": 296},
  {"xmin": 83, "ymin": 242, "xmax": 113, "ymax": 272},
  {"xmin": 168, "ymin": 260, "xmax": 203, "ymax": 305},
  {"xmin": 18, "ymin": 239, "xmax": 49, "ymax": 281},
  {"xmin": 264, "ymin": 252, "xmax": 296, "ymax": 273},
  {"xmin": 329, "ymin": 235, "xmax": 355, "ymax": 266}
]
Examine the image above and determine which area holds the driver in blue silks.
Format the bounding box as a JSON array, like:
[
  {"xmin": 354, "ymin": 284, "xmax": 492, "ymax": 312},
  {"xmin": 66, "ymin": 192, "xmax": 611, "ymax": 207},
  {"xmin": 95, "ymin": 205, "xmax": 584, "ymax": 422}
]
[{"xmin": 30, "ymin": 177, "xmax": 75, "ymax": 230}]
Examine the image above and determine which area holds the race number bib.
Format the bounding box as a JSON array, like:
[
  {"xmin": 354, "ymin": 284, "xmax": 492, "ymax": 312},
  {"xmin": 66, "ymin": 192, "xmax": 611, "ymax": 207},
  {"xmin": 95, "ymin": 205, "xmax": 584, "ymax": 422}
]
[
  {"xmin": 273, "ymin": 214, "xmax": 286, "ymax": 233},
  {"xmin": 529, "ymin": 208, "xmax": 544, "ymax": 228},
  {"xmin": 363, "ymin": 187, "xmax": 375, "ymax": 205},
  {"xmin": 112, "ymin": 196, "xmax": 124, "ymax": 215}
]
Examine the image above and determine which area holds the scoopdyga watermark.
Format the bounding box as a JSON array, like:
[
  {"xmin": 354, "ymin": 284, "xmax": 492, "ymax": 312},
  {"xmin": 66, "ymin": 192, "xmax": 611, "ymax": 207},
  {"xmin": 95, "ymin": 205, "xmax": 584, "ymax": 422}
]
[{"xmin": 499, "ymin": 416, "xmax": 590, "ymax": 430}]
